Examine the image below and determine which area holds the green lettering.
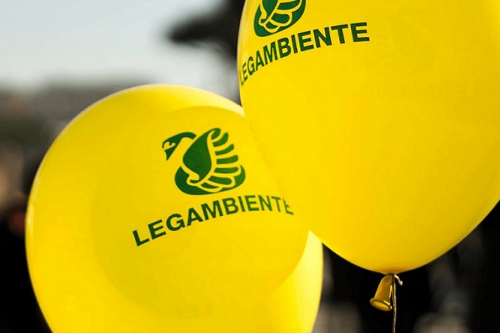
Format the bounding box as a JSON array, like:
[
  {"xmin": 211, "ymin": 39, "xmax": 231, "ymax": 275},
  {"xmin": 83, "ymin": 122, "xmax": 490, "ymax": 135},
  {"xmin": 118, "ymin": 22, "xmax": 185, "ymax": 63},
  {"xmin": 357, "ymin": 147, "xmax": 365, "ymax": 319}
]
[
  {"xmin": 284, "ymin": 200, "xmax": 294, "ymax": 215},
  {"xmin": 291, "ymin": 34, "xmax": 299, "ymax": 53},
  {"xmin": 277, "ymin": 37, "xmax": 292, "ymax": 58},
  {"xmin": 248, "ymin": 56, "xmax": 255, "ymax": 75},
  {"xmin": 238, "ymin": 69, "xmax": 245, "ymax": 86},
  {"xmin": 166, "ymin": 213, "xmax": 185, "ymax": 231},
  {"xmin": 187, "ymin": 208, "xmax": 203, "ymax": 226},
  {"xmin": 148, "ymin": 219, "xmax": 166, "ymax": 239},
  {"xmin": 222, "ymin": 197, "xmax": 239, "ymax": 215},
  {"xmin": 313, "ymin": 27, "xmax": 332, "ymax": 48},
  {"xmin": 259, "ymin": 195, "xmax": 273, "ymax": 211},
  {"xmin": 242, "ymin": 62, "xmax": 248, "ymax": 81},
  {"xmin": 263, "ymin": 42, "xmax": 277, "ymax": 64},
  {"xmin": 238, "ymin": 196, "xmax": 246, "ymax": 212},
  {"xmin": 331, "ymin": 24, "xmax": 348, "ymax": 44},
  {"xmin": 298, "ymin": 31, "xmax": 314, "ymax": 51},
  {"xmin": 351, "ymin": 22, "xmax": 370, "ymax": 42},
  {"xmin": 271, "ymin": 196, "xmax": 282, "ymax": 212},
  {"xmin": 255, "ymin": 51, "xmax": 264, "ymax": 72},
  {"xmin": 201, "ymin": 201, "xmax": 223, "ymax": 220},
  {"xmin": 133, "ymin": 230, "xmax": 150, "ymax": 246},
  {"xmin": 245, "ymin": 195, "xmax": 259, "ymax": 211}
]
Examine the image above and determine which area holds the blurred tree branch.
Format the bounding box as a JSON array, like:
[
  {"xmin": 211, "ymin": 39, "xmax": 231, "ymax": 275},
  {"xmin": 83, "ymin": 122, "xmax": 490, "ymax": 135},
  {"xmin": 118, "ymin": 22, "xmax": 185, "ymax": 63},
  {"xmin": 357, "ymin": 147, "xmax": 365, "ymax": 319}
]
[{"xmin": 167, "ymin": 0, "xmax": 245, "ymax": 59}]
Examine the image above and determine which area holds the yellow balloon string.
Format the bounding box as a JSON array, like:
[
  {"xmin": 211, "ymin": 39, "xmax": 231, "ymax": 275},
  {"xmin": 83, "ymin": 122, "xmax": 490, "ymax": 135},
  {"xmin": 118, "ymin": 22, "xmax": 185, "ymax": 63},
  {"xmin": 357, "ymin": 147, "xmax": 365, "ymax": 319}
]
[{"xmin": 391, "ymin": 274, "xmax": 403, "ymax": 333}]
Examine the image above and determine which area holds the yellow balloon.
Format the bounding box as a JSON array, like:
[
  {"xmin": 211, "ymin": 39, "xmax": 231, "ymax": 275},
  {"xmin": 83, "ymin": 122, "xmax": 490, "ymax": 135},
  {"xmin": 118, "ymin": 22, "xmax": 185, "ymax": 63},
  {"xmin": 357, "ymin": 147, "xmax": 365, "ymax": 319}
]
[
  {"xmin": 262, "ymin": 232, "xmax": 323, "ymax": 333},
  {"xmin": 26, "ymin": 85, "xmax": 313, "ymax": 332},
  {"xmin": 238, "ymin": 0, "xmax": 500, "ymax": 274}
]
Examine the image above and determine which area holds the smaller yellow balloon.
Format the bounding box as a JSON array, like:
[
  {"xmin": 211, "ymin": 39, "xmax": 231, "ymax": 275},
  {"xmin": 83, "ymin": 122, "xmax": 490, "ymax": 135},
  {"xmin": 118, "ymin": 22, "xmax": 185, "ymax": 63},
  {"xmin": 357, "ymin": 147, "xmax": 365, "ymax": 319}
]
[
  {"xmin": 207, "ymin": 232, "xmax": 323, "ymax": 333},
  {"xmin": 262, "ymin": 232, "xmax": 323, "ymax": 333},
  {"xmin": 26, "ymin": 85, "xmax": 312, "ymax": 332}
]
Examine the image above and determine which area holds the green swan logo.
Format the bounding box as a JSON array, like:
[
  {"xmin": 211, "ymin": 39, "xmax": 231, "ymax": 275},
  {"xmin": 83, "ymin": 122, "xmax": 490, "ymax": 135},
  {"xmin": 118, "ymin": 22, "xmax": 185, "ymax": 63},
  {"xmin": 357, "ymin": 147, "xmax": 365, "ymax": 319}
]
[
  {"xmin": 162, "ymin": 128, "xmax": 246, "ymax": 195},
  {"xmin": 254, "ymin": 0, "xmax": 306, "ymax": 37}
]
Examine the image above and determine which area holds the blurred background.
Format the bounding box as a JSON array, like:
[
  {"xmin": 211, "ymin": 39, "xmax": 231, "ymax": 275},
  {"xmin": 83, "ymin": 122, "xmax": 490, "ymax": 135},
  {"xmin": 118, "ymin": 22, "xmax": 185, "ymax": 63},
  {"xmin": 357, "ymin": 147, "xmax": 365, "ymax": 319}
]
[{"xmin": 0, "ymin": 0, "xmax": 499, "ymax": 332}]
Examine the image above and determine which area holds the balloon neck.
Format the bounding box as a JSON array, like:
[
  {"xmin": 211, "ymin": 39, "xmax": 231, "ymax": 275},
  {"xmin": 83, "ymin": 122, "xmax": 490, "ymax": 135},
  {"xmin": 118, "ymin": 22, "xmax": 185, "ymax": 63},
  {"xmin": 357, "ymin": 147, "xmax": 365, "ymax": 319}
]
[
  {"xmin": 370, "ymin": 274, "xmax": 403, "ymax": 311},
  {"xmin": 370, "ymin": 274, "xmax": 403, "ymax": 332}
]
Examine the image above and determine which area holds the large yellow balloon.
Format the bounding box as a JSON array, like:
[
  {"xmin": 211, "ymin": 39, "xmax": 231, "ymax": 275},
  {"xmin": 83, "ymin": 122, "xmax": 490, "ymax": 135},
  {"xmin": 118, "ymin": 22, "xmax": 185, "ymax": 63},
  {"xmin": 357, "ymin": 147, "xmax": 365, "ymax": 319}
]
[
  {"xmin": 238, "ymin": 0, "xmax": 500, "ymax": 274},
  {"xmin": 26, "ymin": 85, "xmax": 315, "ymax": 332}
]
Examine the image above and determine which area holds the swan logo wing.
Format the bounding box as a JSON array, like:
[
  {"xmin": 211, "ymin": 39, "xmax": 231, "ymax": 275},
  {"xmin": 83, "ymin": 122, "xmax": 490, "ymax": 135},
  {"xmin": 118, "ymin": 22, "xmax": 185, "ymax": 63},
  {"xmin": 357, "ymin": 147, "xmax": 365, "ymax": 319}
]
[
  {"xmin": 254, "ymin": 0, "xmax": 306, "ymax": 37},
  {"xmin": 162, "ymin": 128, "xmax": 246, "ymax": 195}
]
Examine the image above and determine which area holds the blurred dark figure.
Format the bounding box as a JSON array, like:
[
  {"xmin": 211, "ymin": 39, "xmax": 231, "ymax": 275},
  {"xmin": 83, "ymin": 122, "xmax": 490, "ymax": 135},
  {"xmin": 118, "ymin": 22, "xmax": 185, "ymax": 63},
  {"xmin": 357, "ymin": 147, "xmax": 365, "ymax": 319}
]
[
  {"xmin": 0, "ymin": 152, "xmax": 50, "ymax": 332},
  {"xmin": 167, "ymin": 1, "xmax": 500, "ymax": 332}
]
